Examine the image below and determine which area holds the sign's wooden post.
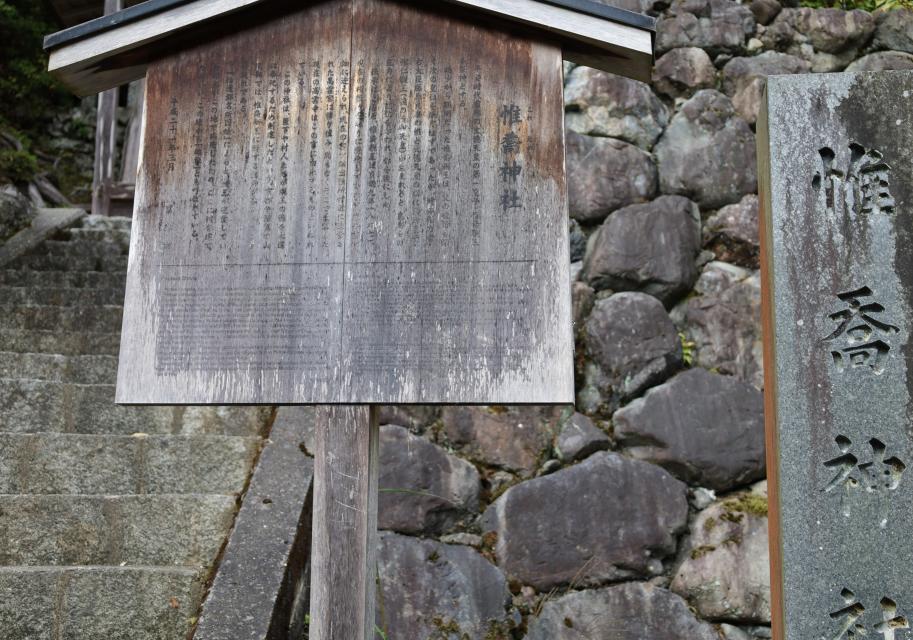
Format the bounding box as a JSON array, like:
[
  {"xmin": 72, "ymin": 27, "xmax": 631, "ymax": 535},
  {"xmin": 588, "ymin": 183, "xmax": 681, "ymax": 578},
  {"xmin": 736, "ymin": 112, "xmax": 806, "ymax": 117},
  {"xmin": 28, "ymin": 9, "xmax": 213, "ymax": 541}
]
[
  {"xmin": 311, "ymin": 406, "xmax": 378, "ymax": 640},
  {"xmin": 43, "ymin": 1, "xmax": 655, "ymax": 635}
]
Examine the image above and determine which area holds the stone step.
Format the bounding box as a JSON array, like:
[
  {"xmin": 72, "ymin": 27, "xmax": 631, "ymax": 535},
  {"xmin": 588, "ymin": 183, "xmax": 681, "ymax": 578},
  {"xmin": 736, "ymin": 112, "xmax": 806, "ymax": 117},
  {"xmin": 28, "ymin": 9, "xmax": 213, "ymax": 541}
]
[
  {"xmin": 9, "ymin": 253, "xmax": 128, "ymax": 272},
  {"xmin": 0, "ymin": 285, "xmax": 125, "ymax": 307},
  {"xmin": 0, "ymin": 494, "xmax": 236, "ymax": 567},
  {"xmin": 61, "ymin": 227, "xmax": 132, "ymax": 247},
  {"xmin": 38, "ymin": 239, "xmax": 126, "ymax": 259},
  {"xmin": 0, "ymin": 353, "xmax": 117, "ymax": 384},
  {"xmin": 78, "ymin": 214, "xmax": 133, "ymax": 231},
  {"xmin": 0, "ymin": 329, "xmax": 122, "ymax": 356},
  {"xmin": 0, "ymin": 433, "xmax": 260, "ymax": 495},
  {"xmin": 0, "ymin": 304, "xmax": 123, "ymax": 333},
  {"xmin": 0, "ymin": 269, "xmax": 126, "ymax": 289},
  {"xmin": 0, "ymin": 565, "xmax": 202, "ymax": 640},
  {"xmin": 0, "ymin": 379, "xmax": 269, "ymax": 436}
]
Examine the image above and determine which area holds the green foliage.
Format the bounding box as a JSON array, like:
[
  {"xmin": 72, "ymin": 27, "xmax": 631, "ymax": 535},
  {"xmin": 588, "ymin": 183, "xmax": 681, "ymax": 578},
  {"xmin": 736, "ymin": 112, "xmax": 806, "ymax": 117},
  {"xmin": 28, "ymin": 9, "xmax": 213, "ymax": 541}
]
[
  {"xmin": 800, "ymin": 0, "xmax": 913, "ymax": 10},
  {"xmin": 0, "ymin": 2, "xmax": 76, "ymax": 133},
  {"xmin": 0, "ymin": 147, "xmax": 38, "ymax": 182},
  {"xmin": 679, "ymin": 332, "xmax": 696, "ymax": 367}
]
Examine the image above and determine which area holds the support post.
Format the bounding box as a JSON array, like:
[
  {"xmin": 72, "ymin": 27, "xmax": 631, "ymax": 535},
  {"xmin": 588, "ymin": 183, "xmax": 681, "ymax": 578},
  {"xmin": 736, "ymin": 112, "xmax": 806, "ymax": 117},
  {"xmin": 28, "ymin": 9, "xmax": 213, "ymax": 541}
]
[
  {"xmin": 91, "ymin": 0, "xmax": 121, "ymax": 216},
  {"xmin": 309, "ymin": 406, "xmax": 379, "ymax": 640}
]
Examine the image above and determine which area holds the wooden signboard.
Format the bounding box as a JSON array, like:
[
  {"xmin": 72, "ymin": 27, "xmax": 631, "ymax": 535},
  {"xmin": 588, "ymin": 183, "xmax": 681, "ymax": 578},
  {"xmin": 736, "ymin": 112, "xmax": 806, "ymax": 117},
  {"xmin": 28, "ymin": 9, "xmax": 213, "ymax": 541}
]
[{"xmin": 116, "ymin": 0, "xmax": 573, "ymax": 405}]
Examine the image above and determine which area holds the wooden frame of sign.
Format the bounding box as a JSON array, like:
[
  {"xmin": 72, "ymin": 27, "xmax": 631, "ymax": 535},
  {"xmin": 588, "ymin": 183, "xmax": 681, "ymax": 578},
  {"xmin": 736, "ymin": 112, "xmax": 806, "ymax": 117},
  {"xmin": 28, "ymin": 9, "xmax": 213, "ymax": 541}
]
[
  {"xmin": 45, "ymin": 1, "xmax": 654, "ymax": 637},
  {"xmin": 117, "ymin": 0, "xmax": 574, "ymax": 405}
]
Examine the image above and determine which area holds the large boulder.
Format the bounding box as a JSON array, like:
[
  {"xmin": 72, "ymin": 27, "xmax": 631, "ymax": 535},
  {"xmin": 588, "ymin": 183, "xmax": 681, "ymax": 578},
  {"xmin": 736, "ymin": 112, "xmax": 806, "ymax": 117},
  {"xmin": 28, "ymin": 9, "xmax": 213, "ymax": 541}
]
[
  {"xmin": 721, "ymin": 52, "xmax": 810, "ymax": 124},
  {"xmin": 614, "ymin": 368, "xmax": 766, "ymax": 491},
  {"xmin": 652, "ymin": 47, "xmax": 717, "ymax": 100},
  {"xmin": 846, "ymin": 50, "xmax": 913, "ymax": 72},
  {"xmin": 564, "ymin": 67, "xmax": 669, "ymax": 149},
  {"xmin": 873, "ymin": 8, "xmax": 913, "ymax": 53},
  {"xmin": 705, "ymin": 193, "xmax": 761, "ymax": 267},
  {"xmin": 671, "ymin": 483, "xmax": 771, "ymax": 623},
  {"xmin": 655, "ymin": 90, "xmax": 757, "ymax": 210},
  {"xmin": 673, "ymin": 262, "xmax": 763, "ymax": 388},
  {"xmin": 750, "ymin": 0, "xmax": 782, "ymax": 25},
  {"xmin": 376, "ymin": 532, "xmax": 513, "ymax": 638},
  {"xmin": 482, "ymin": 451, "xmax": 689, "ymax": 590},
  {"xmin": 656, "ymin": 0, "xmax": 756, "ymax": 56},
  {"xmin": 762, "ymin": 8, "xmax": 875, "ymax": 71},
  {"xmin": 580, "ymin": 292, "xmax": 683, "ymax": 413},
  {"xmin": 378, "ymin": 425, "xmax": 480, "ymax": 535},
  {"xmin": 566, "ymin": 132, "xmax": 657, "ymax": 223},
  {"xmin": 526, "ymin": 582, "xmax": 722, "ymax": 639},
  {"xmin": 0, "ymin": 184, "xmax": 35, "ymax": 243},
  {"xmin": 439, "ymin": 407, "xmax": 560, "ymax": 477},
  {"xmin": 582, "ymin": 195, "xmax": 701, "ymax": 306}
]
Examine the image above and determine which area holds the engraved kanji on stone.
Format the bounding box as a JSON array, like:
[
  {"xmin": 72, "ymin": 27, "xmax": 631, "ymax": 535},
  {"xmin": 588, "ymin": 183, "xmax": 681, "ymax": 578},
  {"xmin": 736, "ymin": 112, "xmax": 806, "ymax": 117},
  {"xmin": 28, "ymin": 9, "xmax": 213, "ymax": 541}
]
[
  {"xmin": 813, "ymin": 143, "xmax": 896, "ymax": 218},
  {"xmin": 499, "ymin": 103, "xmax": 522, "ymax": 126},
  {"xmin": 830, "ymin": 589, "xmax": 868, "ymax": 640},
  {"xmin": 874, "ymin": 598, "xmax": 909, "ymax": 640},
  {"xmin": 823, "ymin": 286, "xmax": 899, "ymax": 374},
  {"xmin": 499, "ymin": 160, "xmax": 522, "ymax": 182},
  {"xmin": 822, "ymin": 437, "xmax": 906, "ymax": 494}
]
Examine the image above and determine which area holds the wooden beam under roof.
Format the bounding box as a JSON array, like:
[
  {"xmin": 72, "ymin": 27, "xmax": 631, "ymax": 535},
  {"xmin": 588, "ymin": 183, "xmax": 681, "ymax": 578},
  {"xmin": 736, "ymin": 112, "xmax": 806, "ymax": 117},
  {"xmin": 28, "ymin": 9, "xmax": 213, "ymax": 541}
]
[{"xmin": 44, "ymin": 0, "xmax": 655, "ymax": 95}]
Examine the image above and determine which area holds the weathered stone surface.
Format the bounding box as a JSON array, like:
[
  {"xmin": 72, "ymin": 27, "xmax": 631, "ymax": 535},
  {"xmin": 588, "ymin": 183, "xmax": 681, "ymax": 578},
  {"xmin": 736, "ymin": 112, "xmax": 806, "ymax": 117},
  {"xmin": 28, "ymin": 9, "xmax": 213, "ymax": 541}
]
[
  {"xmin": 705, "ymin": 194, "xmax": 761, "ymax": 267},
  {"xmin": 762, "ymin": 8, "xmax": 874, "ymax": 70},
  {"xmin": 652, "ymin": 47, "xmax": 717, "ymax": 100},
  {"xmin": 194, "ymin": 408, "xmax": 314, "ymax": 640},
  {"xmin": 378, "ymin": 425, "xmax": 480, "ymax": 535},
  {"xmin": 0, "ymin": 495, "xmax": 235, "ymax": 566},
  {"xmin": 721, "ymin": 52, "xmax": 810, "ymax": 123},
  {"xmin": 554, "ymin": 412, "xmax": 610, "ymax": 462},
  {"xmin": 439, "ymin": 406, "xmax": 560, "ymax": 477},
  {"xmin": 673, "ymin": 262, "xmax": 763, "ymax": 388},
  {"xmin": 0, "ymin": 184, "xmax": 34, "ymax": 243},
  {"xmin": 566, "ymin": 132, "xmax": 657, "ymax": 223},
  {"xmin": 656, "ymin": 0, "xmax": 756, "ymax": 56},
  {"xmin": 526, "ymin": 582, "xmax": 722, "ymax": 639},
  {"xmin": 376, "ymin": 532, "xmax": 512, "ymax": 639},
  {"xmin": 873, "ymin": 8, "xmax": 913, "ymax": 53},
  {"xmin": 482, "ymin": 452, "xmax": 688, "ymax": 590},
  {"xmin": 672, "ymin": 483, "xmax": 770, "ymax": 623},
  {"xmin": 614, "ymin": 368, "xmax": 766, "ymax": 490},
  {"xmin": 0, "ymin": 566, "xmax": 204, "ymax": 640},
  {"xmin": 750, "ymin": 0, "xmax": 782, "ymax": 25},
  {"xmin": 564, "ymin": 67, "xmax": 668, "ymax": 149},
  {"xmin": 582, "ymin": 195, "xmax": 701, "ymax": 305},
  {"xmin": 569, "ymin": 218, "xmax": 586, "ymax": 262},
  {"xmin": 572, "ymin": 280, "xmax": 595, "ymax": 328},
  {"xmin": 846, "ymin": 50, "xmax": 913, "ymax": 71},
  {"xmin": 581, "ymin": 292, "xmax": 683, "ymax": 412},
  {"xmin": 376, "ymin": 405, "xmax": 438, "ymax": 432},
  {"xmin": 655, "ymin": 90, "xmax": 757, "ymax": 209}
]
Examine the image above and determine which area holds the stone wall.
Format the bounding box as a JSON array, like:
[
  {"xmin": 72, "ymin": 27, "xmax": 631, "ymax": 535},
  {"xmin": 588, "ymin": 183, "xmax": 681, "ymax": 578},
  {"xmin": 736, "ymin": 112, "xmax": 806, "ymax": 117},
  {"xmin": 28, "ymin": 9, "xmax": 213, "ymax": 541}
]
[{"xmin": 372, "ymin": 4, "xmax": 913, "ymax": 639}]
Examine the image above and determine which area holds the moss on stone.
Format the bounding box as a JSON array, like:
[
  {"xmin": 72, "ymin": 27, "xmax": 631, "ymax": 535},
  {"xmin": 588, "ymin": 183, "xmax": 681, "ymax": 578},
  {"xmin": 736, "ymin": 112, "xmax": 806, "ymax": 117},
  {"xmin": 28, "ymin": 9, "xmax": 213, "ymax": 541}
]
[
  {"xmin": 691, "ymin": 544, "xmax": 717, "ymax": 559},
  {"xmin": 722, "ymin": 493, "xmax": 768, "ymax": 518}
]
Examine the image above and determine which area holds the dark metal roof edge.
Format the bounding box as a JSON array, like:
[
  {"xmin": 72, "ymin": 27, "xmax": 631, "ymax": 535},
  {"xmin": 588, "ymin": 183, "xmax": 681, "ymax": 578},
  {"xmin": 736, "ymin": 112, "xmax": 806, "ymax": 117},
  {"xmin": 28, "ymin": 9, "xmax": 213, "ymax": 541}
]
[
  {"xmin": 537, "ymin": 0, "xmax": 655, "ymax": 32},
  {"xmin": 44, "ymin": 0, "xmax": 196, "ymax": 51},
  {"xmin": 44, "ymin": 0, "xmax": 655, "ymax": 52}
]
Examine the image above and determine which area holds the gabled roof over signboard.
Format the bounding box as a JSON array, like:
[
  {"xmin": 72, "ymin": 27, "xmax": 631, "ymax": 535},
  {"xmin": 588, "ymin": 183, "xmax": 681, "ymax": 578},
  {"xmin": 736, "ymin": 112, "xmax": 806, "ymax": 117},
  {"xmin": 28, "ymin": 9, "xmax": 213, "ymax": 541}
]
[{"xmin": 44, "ymin": 0, "xmax": 655, "ymax": 95}]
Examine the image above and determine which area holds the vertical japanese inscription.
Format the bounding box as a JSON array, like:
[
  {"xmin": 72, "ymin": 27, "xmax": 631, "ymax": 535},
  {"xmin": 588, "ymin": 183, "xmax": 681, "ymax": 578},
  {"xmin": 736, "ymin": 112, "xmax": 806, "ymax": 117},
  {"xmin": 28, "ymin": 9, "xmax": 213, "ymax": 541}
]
[
  {"xmin": 117, "ymin": 0, "xmax": 572, "ymax": 404},
  {"xmin": 761, "ymin": 72, "xmax": 913, "ymax": 640}
]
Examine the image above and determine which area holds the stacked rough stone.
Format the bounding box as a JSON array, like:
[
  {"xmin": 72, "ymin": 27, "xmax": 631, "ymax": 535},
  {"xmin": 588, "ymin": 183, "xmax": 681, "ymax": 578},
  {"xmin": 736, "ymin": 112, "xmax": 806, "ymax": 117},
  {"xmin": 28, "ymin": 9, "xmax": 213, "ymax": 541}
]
[{"xmin": 371, "ymin": 4, "xmax": 913, "ymax": 639}]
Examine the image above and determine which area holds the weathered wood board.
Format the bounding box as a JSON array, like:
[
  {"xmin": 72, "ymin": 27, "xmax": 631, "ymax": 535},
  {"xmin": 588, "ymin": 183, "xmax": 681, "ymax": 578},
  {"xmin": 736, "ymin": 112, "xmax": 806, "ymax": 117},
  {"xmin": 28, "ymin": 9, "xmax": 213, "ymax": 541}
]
[
  {"xmin": 116, "ymin": 0, "xmax": 573, "ymax": 404},
  {"xmin": 759, "ymin": 71, "xmax": 913, "ymax": 640}
]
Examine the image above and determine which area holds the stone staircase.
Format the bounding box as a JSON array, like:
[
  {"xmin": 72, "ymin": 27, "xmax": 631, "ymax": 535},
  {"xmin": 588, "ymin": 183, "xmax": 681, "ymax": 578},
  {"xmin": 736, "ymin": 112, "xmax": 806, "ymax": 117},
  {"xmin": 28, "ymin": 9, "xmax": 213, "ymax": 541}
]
[{"xmin": 0, "ymin": 216, "xmax": 270, "ymax": 639}]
